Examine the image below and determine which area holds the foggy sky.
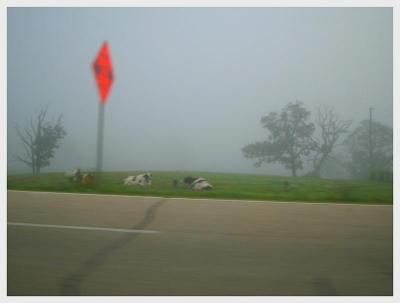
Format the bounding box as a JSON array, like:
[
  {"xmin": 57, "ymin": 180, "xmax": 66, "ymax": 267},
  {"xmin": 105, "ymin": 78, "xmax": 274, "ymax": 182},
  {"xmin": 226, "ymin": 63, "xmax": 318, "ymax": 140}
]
[{"xmin": 7, "ymin": 8, "xmax": 393, "ymax": 175}]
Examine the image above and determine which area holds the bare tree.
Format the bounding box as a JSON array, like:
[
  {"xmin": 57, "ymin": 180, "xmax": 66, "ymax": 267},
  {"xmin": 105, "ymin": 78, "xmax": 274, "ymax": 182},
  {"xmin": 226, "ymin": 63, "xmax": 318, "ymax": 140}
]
[
  {"xmin": 309, "ymin": 106, "xmax": 351, "ymax": 177},
  {"xmin": 15, "ymin": 106, "xmax": 66, "ymax": 175}
]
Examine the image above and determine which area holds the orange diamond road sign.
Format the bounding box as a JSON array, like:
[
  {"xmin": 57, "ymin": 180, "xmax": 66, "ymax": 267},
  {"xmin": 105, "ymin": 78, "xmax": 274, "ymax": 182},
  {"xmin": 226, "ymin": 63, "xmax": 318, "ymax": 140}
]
[{"xmin": 92, "ymin": 41, "xmax": 114, "ymax": 103}]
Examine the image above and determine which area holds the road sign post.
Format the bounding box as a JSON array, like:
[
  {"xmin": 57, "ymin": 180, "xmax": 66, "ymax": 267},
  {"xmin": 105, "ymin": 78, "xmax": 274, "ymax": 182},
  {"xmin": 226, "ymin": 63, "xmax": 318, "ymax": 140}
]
[
  {"xmin": 96, "ymin": 102, "xmax": 105, "ymax": 172},
  {"xmin": 92, "ymin": 41, "xmax": 114, "ymax": 175}
]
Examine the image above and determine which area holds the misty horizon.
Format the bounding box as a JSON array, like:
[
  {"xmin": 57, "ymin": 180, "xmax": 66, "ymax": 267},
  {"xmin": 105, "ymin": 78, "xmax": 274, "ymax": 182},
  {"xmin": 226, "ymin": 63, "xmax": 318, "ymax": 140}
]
[{"xmin": 7, "ymin": 7, "xmax": 393, "ymax": 177}]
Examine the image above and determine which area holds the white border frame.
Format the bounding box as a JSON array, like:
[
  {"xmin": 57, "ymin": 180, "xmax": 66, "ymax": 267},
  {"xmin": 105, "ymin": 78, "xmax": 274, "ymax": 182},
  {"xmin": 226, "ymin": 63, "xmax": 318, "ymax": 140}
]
[{"xmin": 2, "ymin": 1, "xmax": 398, "ymax": 303}]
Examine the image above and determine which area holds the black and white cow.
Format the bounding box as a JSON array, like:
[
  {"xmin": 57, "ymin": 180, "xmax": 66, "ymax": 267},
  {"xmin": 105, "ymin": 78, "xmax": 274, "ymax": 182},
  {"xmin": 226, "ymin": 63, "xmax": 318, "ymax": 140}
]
[
  {"xmin": 183, "ymin": 176, "xmax": 213, "ymax": 190},
  {"xmin": 65, "ymin": 168, "xmax": 82, "ymax": 182},
  {"xmin": 123, "ymin": 173, "xmax": 152, "ymax": 186}
]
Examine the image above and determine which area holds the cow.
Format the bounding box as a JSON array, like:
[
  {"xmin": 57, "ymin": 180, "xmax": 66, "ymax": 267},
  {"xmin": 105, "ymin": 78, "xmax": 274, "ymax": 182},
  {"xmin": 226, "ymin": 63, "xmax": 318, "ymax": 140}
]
[
  {"xmin": 65, "ymin": 169, "xmax": 94, "ymax": 184},
  {"xmin": 123, "ymin": 172, "xmax": 152, "ymax": 186},
  {"xmin": 82, "ymin": 173, "xmax": 94, "ymax": 185},
  {"xmin": 183, "ymin": 176, "xmax": 213, "ymax": 190},
  {"xmin": 65, "ymin": 169, "xmax": 82, "ymax": 182}
]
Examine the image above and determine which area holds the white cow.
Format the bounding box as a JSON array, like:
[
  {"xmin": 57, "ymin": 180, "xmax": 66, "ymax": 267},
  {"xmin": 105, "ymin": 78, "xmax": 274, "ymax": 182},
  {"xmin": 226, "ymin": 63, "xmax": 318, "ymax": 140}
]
[
  {"xmin": 123, "ymin": 173, "xmax": 152, "ymax": 186},
  {"xmin": 191, "ymin": 178, "xmax": 213, "ymax": 190},
  {"xmin": 183, "ymin": 176, "xmax": 213, "ymax": 190},
  {"xmin": 65, "ymin": 169, "xmax": 82, "ymax": 182}
]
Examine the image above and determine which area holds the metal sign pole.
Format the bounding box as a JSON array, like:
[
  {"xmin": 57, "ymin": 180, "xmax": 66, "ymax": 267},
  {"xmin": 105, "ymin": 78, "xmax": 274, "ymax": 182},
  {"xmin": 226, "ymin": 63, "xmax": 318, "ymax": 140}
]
[{"xmin": 96, "ymin": 102, "xmax": 105, "ymax": 174}]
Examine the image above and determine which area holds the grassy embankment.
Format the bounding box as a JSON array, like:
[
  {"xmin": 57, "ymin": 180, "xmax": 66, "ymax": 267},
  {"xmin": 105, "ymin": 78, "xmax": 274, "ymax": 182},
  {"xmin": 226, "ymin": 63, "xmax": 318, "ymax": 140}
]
[{"xmin": 7, "ymin": 171, "xmax": 392, "ymax": 204}]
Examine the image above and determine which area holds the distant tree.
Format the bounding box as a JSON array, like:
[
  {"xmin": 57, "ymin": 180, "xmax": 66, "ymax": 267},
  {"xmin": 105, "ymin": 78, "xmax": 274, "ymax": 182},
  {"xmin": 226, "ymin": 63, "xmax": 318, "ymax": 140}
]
[
  {"xmin": 344, "ymin": 120, "xmax": 392, "ymax": 179},
  {"xmin": 242, "ymin": 101, "xmax": 315, "ymax": 177},
  {"xmin": 15, "ymin": 107, "xmax": 66, "ymax": 175},
  {"xmin": 318, "ymin": 152, "xmax": 350, "ymax": 179},
  {"xmin": 309, "ymin": 106, "xmax": 351, "ymax": 177}
]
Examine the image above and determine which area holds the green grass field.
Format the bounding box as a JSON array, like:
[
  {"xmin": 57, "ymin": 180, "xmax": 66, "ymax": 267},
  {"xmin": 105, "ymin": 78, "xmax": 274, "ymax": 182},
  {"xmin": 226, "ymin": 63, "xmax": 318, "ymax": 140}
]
[{"xmin": 7, "ymin": 171, "xmax": 393, "ymax": 204}]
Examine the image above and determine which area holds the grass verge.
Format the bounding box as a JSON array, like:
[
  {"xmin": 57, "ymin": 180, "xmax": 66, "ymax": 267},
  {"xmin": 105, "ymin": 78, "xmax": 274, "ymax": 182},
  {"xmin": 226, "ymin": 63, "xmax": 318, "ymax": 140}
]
[{"xmin": 7, "ymin": 171, "xmax": 393, "ymax": 204}]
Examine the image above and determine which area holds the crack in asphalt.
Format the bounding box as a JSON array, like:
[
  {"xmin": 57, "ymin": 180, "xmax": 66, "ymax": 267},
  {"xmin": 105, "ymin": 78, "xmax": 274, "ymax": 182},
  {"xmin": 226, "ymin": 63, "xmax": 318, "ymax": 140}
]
[{"xmin": 59, "ymin": 198, "xmax": 167, "ymax": 295}]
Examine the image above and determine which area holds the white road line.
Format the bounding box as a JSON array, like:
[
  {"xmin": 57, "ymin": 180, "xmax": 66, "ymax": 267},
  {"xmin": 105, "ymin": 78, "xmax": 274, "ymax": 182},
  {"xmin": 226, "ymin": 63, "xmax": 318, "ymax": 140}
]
[
  {"xmin": 7, "ymin": 190, "xmax": 392, "ymax": 207},
  {"xmin": 7, "ymin": 222, "xmax": 160, "ymax": 234}
]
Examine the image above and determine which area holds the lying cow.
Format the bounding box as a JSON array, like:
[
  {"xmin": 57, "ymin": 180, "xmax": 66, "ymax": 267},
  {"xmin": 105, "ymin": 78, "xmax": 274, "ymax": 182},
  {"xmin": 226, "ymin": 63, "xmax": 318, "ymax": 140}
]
[
  {"xmin": 123, "ymin": 172, "xmax": 152, "ymax": 186},
  {"xmin": 183, "ymin": 176, "xmax": 213, "ymax": 190}
]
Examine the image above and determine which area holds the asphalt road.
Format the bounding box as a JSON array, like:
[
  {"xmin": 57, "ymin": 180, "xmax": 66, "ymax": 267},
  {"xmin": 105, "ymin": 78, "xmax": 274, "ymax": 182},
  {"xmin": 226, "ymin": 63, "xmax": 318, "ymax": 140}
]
[{"xmin": 7, "ymin": 190, "xmax": 393, "ymax": 296}]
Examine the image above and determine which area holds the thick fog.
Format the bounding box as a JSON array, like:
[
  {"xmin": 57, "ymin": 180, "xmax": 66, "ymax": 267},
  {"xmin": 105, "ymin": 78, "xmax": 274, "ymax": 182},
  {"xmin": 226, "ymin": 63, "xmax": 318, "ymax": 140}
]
[{"xmin": 7, "ymin": 8, "xmax": 392, "ymax": 175}]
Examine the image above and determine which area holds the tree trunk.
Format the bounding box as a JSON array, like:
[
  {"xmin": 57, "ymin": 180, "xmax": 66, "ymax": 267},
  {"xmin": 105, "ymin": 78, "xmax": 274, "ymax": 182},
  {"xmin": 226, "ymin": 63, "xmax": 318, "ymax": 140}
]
[
  {"xmin": 291, "ymin": 160, "xmax": 297, "ymax": 177},
  {"xmin": 34, "ymin": 163, "xmax": 40, "ymax": 175},
  {"xmin": 312, "ymin": 153, "xmax": 328, "ymax": 177},
  {"xmin": 290, "ymin": 153, "xmax": 297, "ymax": 177},
  {"xmin": 31, "ymin": 151, "xmax": 36, "ymax": 175}
]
